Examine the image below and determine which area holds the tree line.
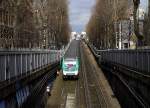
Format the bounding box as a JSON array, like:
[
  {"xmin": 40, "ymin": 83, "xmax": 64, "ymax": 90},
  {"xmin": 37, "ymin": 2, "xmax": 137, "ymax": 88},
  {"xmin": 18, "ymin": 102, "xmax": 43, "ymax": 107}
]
[
  {"xmin": 0, "ymin": 0, "xmax": 70, "ymax": 49},
  {"xmin": 46, "ymin": 0, "xmax": 70, "ymax": 49},
  {"xmin": 86, "ymin": 0, "xmax": 128, "ymax": 49},
  {"xmin": 86, "ymin": 0, "xmax": 150, "ymax": 49}
]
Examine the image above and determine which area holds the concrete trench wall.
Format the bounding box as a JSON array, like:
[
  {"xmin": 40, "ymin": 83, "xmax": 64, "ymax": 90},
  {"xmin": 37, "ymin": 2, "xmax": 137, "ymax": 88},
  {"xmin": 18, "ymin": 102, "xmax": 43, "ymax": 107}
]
[
  {"xmin": 122, "ymin": 73, "xmax": 150, "ymax": 105},
  {"xmin": 99, "ymin": 62, "xmax": 150, "ymax": 108},
  {"xmin": 101, "ymin": 68, "xmax": 140, "ymax": 108},
  {"xmin": 0, "ymin": 43, "xmax": 68, "ymax": 108},
  {"xmin": 88, "ymin": 43, "xmax": 150, "ymax": 107},
  {"xmin": 0, "ymin": 86, "xmax": 30, "ymax": 108},
  {"xmin": 0, "ymin": 73, "xmax": 56, "ymax": 108}
]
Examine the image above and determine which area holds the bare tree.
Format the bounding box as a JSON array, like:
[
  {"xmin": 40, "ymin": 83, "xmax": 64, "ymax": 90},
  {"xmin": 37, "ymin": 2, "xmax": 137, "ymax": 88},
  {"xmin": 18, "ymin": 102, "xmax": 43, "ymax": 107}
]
[
  {"xmin": 143, "ymin": 0, "xmax": 150, "ymax": 46},
  {"xmin": 133, "ymin": 0, "xmax": 144, "ymax": 46},
  {"xmin": 47, "ymin": 0, "xmax": 70, "ymax": 49},
  {"xmin": 0, "ymin": 0, "xmax": 70, "ymax": 49},
  {"xmin": 86, "ymin": 0, "xmax": 128, "ymax": 49}
]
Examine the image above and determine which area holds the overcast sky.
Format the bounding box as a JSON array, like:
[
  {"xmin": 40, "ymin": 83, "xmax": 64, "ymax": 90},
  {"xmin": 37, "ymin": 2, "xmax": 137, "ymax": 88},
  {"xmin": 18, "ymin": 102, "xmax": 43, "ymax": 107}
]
[
  {"xmin": 69, "ymin": 0, "xmax": 148, "ymax": 32},
  {"xmin": 69, "ymin": 0, "xmax": 95, "ymax": 32},
  {"xmin": 140, "ymin": 0, "xmax": 148, "ymax": 11}
]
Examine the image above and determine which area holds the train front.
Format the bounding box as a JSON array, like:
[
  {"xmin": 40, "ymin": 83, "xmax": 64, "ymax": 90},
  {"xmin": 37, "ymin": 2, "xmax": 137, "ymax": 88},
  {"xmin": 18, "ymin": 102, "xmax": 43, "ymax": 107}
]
[{"xmin": 62, "ymin": 58, "xmax": 79, "ymax": 80}]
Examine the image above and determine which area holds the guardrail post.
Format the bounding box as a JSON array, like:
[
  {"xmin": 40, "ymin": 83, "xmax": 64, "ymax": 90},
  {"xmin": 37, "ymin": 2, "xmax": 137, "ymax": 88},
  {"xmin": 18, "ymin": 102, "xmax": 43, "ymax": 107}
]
[
  {"xmin": 46, "ymin": 53, "xmax": 47, "ymax": 65},
  {"xmin": 127, "ymin": 51, "xmax": 129, "ymax": 67},
  {"xmin": 34, "ymin": 54, "xmax": 35, "ymax": 70},
  {"xmin": 4, "ymin": 55, "xmax": 6, "ymax": 80},
  {"xmin": 15, "ymin": 54, "xmax": 17, "ymax": 77},
  {"xmin": 21, "ymin": 54, "xmax": 22, "ymax": 75},
  {"xmin": 37, "ymin": 54, "xmax": 38, "ymax": 69},
  {"xmin": 40, "ymin": 53, "xmax": 41, "ymax": 69},
  {"xmin": 41, "ymin": 53, "xmax": 43, "ymax": 68},
  {"xmin": 25, "ymin": 54, "xmax": 27, "ymax": 75},
  {"xmin": 148, "ymin": 52, "xmax": 150, "ymax": 73},
  {"xmin": 36, "ymin": 53, "xmax": 38, "ymax": 68},
  {"xmin": 136, "ymin": 51, "xmax": 138, "ymax": 72},
  {"xmin": 7, "ymin": 55, "xmax": 10, "ymax": 81},
  {"xmin": 30, "ymin": 54, "xmax": 32, "ymax": 74},
  {"xmin": 142, "ymin": 51, "xmax": 143, "ymax": 71},
  {"xmin": 48, "ymin": 52, "xmax": 51, "ymax": 64}
]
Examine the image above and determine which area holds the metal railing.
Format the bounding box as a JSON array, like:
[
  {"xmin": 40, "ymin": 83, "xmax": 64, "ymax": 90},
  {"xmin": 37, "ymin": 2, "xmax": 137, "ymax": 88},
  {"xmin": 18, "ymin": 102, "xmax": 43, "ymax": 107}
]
[
  {"xmin": 0, "ymin": 49, "xmax": 62, "ymax": 82},
  {"xmin": 89, "ymin": 44, "xmax": 150, "ymax": 74}
]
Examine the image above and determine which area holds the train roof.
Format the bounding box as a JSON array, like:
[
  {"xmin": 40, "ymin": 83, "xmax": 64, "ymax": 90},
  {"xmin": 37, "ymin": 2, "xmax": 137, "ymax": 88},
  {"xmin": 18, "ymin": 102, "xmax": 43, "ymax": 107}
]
[{"xmin": 64, "ymin": 40, "xmax": 80, "ymax": 58}]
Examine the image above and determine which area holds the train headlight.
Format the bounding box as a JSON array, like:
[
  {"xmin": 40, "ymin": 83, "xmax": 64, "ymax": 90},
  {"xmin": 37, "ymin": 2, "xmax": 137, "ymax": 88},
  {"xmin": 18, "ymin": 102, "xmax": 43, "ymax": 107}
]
[
  {"xmin": 75, "ymin": 71, "xmax": 78, "ymax": 75},
  {"xmin": 63, "ymin": 71, "xmax": 67, "ymax": 75},
  {"xmin": 46, "ymin": 86, "xmax": 50, "ymax": 92}
]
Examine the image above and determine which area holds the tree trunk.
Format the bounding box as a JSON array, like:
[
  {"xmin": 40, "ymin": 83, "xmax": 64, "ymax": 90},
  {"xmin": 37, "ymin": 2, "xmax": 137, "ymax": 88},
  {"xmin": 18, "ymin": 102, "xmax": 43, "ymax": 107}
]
[{"xmin": 133, "ymin": 0, "xmax": 143, "ymax": 46}]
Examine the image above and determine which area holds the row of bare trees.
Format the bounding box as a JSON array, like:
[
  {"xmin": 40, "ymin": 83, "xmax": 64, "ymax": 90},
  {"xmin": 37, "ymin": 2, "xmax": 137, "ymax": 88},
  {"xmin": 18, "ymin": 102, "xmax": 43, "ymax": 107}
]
[
  {"xmin": 86, "ymin": 0, "xmax": 150, "ymax": 49},
  {"xmin": 86, "ymin": 0, "xmax": 129, "ymax": 49},
  {"xmin": 143, "ymin": 0, "xmax": 150, "ymax": 46},
  {"xmin": 46, "ymin": 0, "xmax": 70, "ymax": 49},
  {"xmin": 0, "ymin": 0, "xmax": 70, "ymax": 49},
  {"xmin": 24, "ymin": 0, "xmax": 70, "ymax": 49}
]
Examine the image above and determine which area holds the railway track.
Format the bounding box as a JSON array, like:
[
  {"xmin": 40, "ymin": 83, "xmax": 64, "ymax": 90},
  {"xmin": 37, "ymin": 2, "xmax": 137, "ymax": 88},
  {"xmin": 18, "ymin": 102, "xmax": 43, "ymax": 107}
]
[
  {"xmin": 59, "ymin": 74, "xmax": 79, "ymax": 108},
  {"xmin": 46, "ymin": 42, "xmax": 120, "ymax": 108},
  {"xmin": 81, "ymin": 43, "xmax": 108, "ymax": 108},
  {"xmin": 59, "ymin": 43, "xmax": 109, "ymax": 108}
]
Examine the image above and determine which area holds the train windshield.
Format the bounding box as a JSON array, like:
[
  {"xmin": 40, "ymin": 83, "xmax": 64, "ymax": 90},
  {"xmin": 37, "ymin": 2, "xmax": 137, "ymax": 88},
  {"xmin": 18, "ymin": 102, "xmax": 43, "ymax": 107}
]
[
  {"xmin": 62, "ymin": 58, "xmax": 79, "ymax": 71},
  {"xmin": 63, "ymin": 63, "xmax": 77, "ymax": 71}
]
